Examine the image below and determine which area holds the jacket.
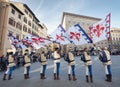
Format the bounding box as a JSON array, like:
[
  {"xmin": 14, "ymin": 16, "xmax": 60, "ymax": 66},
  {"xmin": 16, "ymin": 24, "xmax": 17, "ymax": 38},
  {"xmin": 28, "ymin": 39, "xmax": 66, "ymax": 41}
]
[
  {"xmin": 83, "ymin": 52, "xmax": 92, "ymax": 65},
  {"xmin": 101, "ymin": 50, "xmax": 112, "ymax": 65},
  {"xmin": 40, "ymin": 54, "xmax": 47, "ymax": 65},
  {"xmin": 54, "ymin": 51, "xmax": 60, "ymax": 63},
  {"xmin": 24, "ymin": 55, "xmax": 31, "ymax": 67},
  {"xmin": 7, "ymin": 55, "xmax": 15, "ymax": 68}
]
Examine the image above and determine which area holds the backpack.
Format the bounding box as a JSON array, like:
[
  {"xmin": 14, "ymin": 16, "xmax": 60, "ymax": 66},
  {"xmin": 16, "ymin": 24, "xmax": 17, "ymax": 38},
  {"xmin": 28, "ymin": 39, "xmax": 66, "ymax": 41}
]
[
  {"xmin": 81, "ymin": 53, "xmax": 86, "ymax": 62},
  {"xmin": 64, "ymin": 53, "xmax": 70, "ymax": 63},
  {"xmin": 101, "ymin": 51, "xmax": 108, "ymax": 62}
]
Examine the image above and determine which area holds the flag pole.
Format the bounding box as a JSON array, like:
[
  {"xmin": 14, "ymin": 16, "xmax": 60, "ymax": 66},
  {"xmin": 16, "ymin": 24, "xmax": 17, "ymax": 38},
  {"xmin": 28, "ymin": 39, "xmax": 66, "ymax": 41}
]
[{"xmin": 107, "ymin": 13, "xmax": 112, "ymax": 54}]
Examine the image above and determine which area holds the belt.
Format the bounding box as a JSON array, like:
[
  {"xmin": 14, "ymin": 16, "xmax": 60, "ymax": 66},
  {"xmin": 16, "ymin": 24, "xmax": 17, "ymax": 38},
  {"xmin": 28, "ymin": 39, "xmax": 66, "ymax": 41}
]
[
  {"xmin": 25, "ymin": 62, "xmax": 31, "ymax": 64},
  {"xmin": 86, "ymin": 60, "xmax": 91, "ymax": 62},
  {"xmin": 54, "ymin": 58, "xmax": 60, "ymax": 60},
  {"xmin": 69, "ymin": 60, "xmax": 74, "ymax": 62},
  {"xmin": 41, "ymin": 61, "xmax": 46, "ymax": 63},
  {"xmin": 9, "ymin": 62, "xmax": 14, "ymax": 64}
]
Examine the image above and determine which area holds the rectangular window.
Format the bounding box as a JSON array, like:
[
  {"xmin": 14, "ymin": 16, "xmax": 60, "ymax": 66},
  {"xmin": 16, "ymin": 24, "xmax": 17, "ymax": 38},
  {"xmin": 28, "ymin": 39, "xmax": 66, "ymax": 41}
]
[
  {"xmin": 24, "ymin": 9, "xmax": 28, "ymax": 15},
  {"xmin": 29, "ymin": 14, "xmax": 32, "ymax": 19},
  {"xmin": 23, "ymin": 25, "xmax": 27, "ymax": 32},
  {"xmin": 34, "ymin": 26, "xmax": 36, "ymax": 30},
  {"xmin": 8, "ymin": 18, "xmax": 16, "ymax": 27},
  {"xmin": 28, "ymin": 28, "xmax": 31, "ymax": 33},
  {"xmin": 24, "ymin": 17, "xmax": 27, "ymax": 24},
  {"xmin": 16, "ymin": 22, "xmax": 22, "ymax": 30},
  {"xmin": 32, "ymin": 23, "xmax": 34, "ymax": 28},
  {"xmin": 18, "ymin": 14, "xmax": 21, "ymax": 19},
  {"xmin": 28, "ymin": 21, "xmax": 31, "ymax": 26},
  {"xmin": 11, "ymin": 9, "xmax": 15, "ymax": 14}
]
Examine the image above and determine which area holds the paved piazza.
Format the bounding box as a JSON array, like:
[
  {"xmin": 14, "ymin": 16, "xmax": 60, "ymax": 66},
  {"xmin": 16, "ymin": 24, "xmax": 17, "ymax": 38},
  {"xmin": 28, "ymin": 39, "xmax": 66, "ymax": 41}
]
[{"xmin": 0, "ymin": 55, "xmax": 120, "ymax": 87}]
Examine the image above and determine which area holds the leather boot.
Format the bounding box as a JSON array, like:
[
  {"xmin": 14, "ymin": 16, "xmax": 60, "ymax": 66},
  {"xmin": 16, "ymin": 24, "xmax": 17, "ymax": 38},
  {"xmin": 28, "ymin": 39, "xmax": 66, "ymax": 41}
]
[
  {"xmin": 43, "ymin": 74, "xmax": 46, "ymax": 79},
  {"xmin": 27, "ymin": 73, "xmax": 30, "ymax": 79},
  {"xmin": 90, "ymin": 75, "xmax": 93, "ymax": 83},
  {"xmin": 105, "ymin": 74, "xmax": 109, "ymax": 82},
  {"xmin": 73, "ymin": 75, "xmax": 77, "ymax": 81},
  {"xmin": 109, "ymin": 75, "xmax": 112, "ymax": 82},
  {"xmin": 8, "ymin": 75, "xmax": 12, "ymax": 80},
  {"xmin": 68, "ymin": 74, "xmax": 72, "ymax": 80},
  {"xmin": 57, "ymin": 74, "xmax": 60, "ymax": 80},
  {"xmin": 3, "ymin": 74, "xmax": 7, "ymax": 80},
  {"xmin": 24, "ymin": 74, "xmax": 27, "ymax": 79},
  {"xmin": 107, "ymin": 74, "xmax": 112, "ymax": 82},
  {"xmin": 54, "ymin": 73, "xmax": 57, "ymax": 80},
  {"xmin": 86, "ymin": 75, "xmax": 89, "ymax": 83}
]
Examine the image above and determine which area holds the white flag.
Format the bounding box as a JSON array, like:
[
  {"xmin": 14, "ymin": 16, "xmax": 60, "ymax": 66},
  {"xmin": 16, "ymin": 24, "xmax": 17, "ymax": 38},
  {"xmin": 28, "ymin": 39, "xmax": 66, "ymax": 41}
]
[
  {"xmin": 50, "ymin": 25, "xmax": 70, "ymax": 45},
  {"xmin": 64, "ymin": 24, "xmax": 92, "ymax": 45},
  {"xmin": 89, "ymin": 13, "xmax": 111, "ymax": 43}
]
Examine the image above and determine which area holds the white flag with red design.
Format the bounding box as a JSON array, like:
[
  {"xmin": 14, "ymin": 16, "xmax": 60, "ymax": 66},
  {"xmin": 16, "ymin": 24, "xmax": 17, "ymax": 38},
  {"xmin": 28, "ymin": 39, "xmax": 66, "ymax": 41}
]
[
  {"xmin": 22, "ymin": 34, "xmax": 51, "ymax": 49},
  {"xmin": 89, "ymin": 13, "xmax": 111, "ymax": 43},
  {"xmin": 22, "ymin": 34, "xmax": 33, "ymax": 46},
  {"xmin": 31, "ymin": 36, "xmax": 43, "ymax": 49},
  {"xmin": 64, "ymin": 24, "xmax": 92, "ymax": 45},
  {"xmin": 50, "ymin": 25, "xmax": 70, "ymax": 45},
  {"xmin": 32, "ymin": 36, "xmax": 51, "ymax": 49}
]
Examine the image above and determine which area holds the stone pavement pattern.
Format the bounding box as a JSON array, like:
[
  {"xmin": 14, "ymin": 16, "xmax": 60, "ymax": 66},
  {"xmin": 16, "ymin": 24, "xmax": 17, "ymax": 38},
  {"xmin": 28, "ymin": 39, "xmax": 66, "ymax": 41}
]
[{"xmin": 0, "ymin": 56, "xmax": 120, "ymax": 87}]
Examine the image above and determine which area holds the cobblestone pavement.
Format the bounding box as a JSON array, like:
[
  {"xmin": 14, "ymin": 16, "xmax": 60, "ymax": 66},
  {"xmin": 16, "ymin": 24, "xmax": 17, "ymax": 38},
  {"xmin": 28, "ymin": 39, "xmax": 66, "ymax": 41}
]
[{"xmin": 0, "ymin": 55, "xmax": 120, "ymax": 87}]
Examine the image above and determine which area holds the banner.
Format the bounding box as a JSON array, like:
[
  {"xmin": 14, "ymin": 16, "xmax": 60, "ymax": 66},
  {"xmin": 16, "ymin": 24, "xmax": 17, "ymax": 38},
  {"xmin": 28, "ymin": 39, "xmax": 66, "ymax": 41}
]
[
  {"xmin": 22, "ymin": 34, "xmax": 51, "ymax": 49},
  {"xmin": 8, "ymin": 35, "xmax": 27, "ymax": 49},
  {"xmin": 64, "ymin": 24, "xmax": 92, "ymax": 45},
  {"xmin": 50, "ymin": 24, "xmax": 71, "ymax": 45},
  {"xmin": 89, "ymin": 13, "xmax": 111, "ymax": 43}
]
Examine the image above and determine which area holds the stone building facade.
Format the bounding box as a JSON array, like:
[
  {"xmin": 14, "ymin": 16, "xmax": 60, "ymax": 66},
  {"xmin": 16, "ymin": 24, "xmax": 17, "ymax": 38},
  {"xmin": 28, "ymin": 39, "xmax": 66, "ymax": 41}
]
[{"xmin": 0, "ymin": 0, "xmax": 48, "ymax": 56}]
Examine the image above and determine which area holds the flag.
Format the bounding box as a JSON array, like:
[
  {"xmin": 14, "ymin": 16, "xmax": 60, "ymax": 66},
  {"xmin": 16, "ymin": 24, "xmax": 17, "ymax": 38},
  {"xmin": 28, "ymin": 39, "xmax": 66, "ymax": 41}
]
[
  {"xmin": 89, "ymin": 13, "xmax": 111, "ymax": 43},
  {"xmin": 40, "ymin": 39, "xmax": 51, "ymax": 46},
  {"xmin": 32, "ymin": 36, "xmax": 51, "ymax": 49},
  {"xmin": 18, "ymin": 42, "xmax": 27, "ymax": 49},
  {"xmin": 8, "ymin": 35, "xmax": 19, "ymax": 45},
  {"xmin": 22, "ymin": 34, "xmax": 32, "ymax": 46},
  {"xmin": 32, "ymin": 42, "xmax": 44, "ymax": 49},
  {"xmin": 22, "ymin": 34, "xmax": 51, "ymax": 49},
  {"xmin": 8, "ymin": 35, "xmax": 16, "ymax": 54},
  {"xmin": 64, "ymin": 24, "xmax": 92, "ymax": 45},
  {"xmin": 50, "ymin": 24, "xmax": 71, "ymax": 45},
  {"xmin": 8, "ymin": 35, "xmax": 27, "ymax": 49}
]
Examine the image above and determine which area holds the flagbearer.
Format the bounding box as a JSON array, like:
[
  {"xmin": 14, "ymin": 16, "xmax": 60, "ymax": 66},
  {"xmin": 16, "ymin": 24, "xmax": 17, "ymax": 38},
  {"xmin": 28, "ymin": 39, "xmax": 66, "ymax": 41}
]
[
  {"xmin": 3, "ymin": 49, "xmax": 16, "ymax": 80},
  {"xmin": 98, "ymin": 47, "xmax": 112, "ymax": 82},
  {"xmin": 64, "ymin": 48, "xmax": 77, "ymax": 81},
  {"xmin": 53, "ymin": 47, "xmax": 61, "ymax": 80},
  {"xmin": 40, "ymin": 51, "xmax": 47, "ymax": 79},
  {"xmin": 23, "ymin": 49, "xmax": 31, "ymax": 79},
  {"xmin": 81, "ymin": 48, "xmax": 93, "ymax": 83}
]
